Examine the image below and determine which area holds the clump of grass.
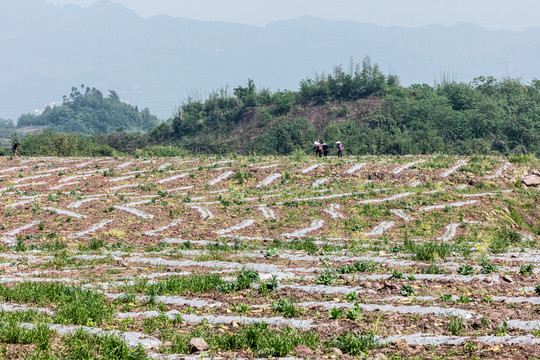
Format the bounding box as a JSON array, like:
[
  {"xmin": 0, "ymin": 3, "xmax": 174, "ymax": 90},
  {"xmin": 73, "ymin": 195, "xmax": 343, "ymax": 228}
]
[
  {"xmin": 166, "ymin": 323, "xmax": 318, "ymax": 358},
  {"xmin": 270, "ymin": 237, "xmax": 318, "ymax": 254},
  {"xmin": 271, "ymin": 298, "xmax": 303, "ymax": 318},
  {"xmin": 0, "ymin": 282, "xmax": 115, "ymax": 325},
  {"xmin": 403, "ymin": 239, "xmax": 452, "ymax": 261},
  {"xmin": 446, "ymin": 316, "xmax": 464, "ymax": 336},
  {"xmin": 489, "ymin": 228, "xmax": 522, "ymax": 254},
  {"xmin": 58, "ymin": 328, "xmax": 149, "ymax": 360},
  {"xmin": 218, "ymin": 268, "xmax": 260, "ymax": 294},
  {"xmin": 143, "ymin": 274, "xmax": 226, "ymax": 296},
  {"xmin": 337, "ymin": 261, "xmax": 377, "ymax": 274},
  {"xmin": 325, "ymin": 331, "xmax": 383, "ymax": 355},
  {"xmin": 422, "ymin": 262, "xmax": 445, "ymax": 274},
  {"xmin": 0, "ymin": 321, "xmax": 53, "ymax": 351}
]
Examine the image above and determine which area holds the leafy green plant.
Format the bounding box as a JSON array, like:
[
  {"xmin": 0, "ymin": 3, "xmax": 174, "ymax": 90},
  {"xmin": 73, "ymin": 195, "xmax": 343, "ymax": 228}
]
[
  {"xmin": 337, "ymin": 261, "xmax": 377, "ymax": 274},
  {"xmin": 457, "ymin": 264, "xmax": 474, "ymax": 275},
  {"xmin": 400, "ymin": 284, "xmax": 415, "ymax": 297},
  {"xmin": 519, "ymin": 264, "xmax": 535, "ymax": 275},
  {"xmin": 329, "ymin": 308, "xmax": 344, "ymax": 320},
  {"xmin": 390, "ymin": 270, "xmax": 405, "ymax": 279},
  {"xmin": 456, "ymin": 295, "xmax": 471, "ymax": 303},
  {"xmin": 480, "ymin": 260, "xmax": 499, "ymax": 274},
  {"xmin": 258, "ymin": 275, "xmax": 279, "ymax": 295},
  {"xmin": 345, "ymin": 303, "xmax": 363, "ymax": 321},
  {"xmin": 271, "ymin": 298, "xmax": 303, "ymax": 318},
  {"xmin": 316, "ymin": 271, "xmax": 336, "ymax": 285},
  {"xmin": 345, "ymin": 291, "xmax": 359, "ymax": 302},
  {"xmin": 439, "ymin": 294, "xmax": 453, "ymax": 302}
]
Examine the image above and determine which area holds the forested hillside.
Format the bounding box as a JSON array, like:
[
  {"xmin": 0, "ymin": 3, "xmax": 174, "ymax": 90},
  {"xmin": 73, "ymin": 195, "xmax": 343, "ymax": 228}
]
[
  {"xmin": 5, "ymin": 59, "xmax": 540, "ymax": 157},
  {"xmin": 17, "ymin": 86, "xmax": 159, "ymax": 135},
  {"xmin": 142, "ymin": 59, "xmax": 539, "ymax": 156}
]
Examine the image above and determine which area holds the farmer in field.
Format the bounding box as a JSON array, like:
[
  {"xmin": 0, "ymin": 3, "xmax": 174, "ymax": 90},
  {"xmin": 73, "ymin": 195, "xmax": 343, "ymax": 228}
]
[
  {"xmin": 313, "ymin": 142, "xmax": 322, "ymax": 157},
  {"xmin": 12, "ymin": 142, "xmax": 20, "ymax": 158},
  {"xmin": 322, "ymin": 143, "xmax": 329, "ymax": 157},
  {"xmin": 336, "ymin": 141, "xmax": 344, "ymax": 157}
]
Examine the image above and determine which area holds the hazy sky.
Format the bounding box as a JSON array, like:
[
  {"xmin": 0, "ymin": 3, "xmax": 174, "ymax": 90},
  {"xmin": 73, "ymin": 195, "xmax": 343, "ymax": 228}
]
[{"xmin": 44, "ymin": 0, "xmax": 540, "ymax": 31}]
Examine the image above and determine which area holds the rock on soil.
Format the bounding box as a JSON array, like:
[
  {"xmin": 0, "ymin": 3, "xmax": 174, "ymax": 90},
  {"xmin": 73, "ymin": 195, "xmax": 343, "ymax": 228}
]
[
  {"xmin": 188, "ymin": 337, "xmax": 208, "ymax": 353},
  {"xmin": 292, "ymin": 344, "xmax": 314, "ymax": 357},
  {"xmin": 522, "ymin": 171, "xmax": 540, "ymax": 187}
]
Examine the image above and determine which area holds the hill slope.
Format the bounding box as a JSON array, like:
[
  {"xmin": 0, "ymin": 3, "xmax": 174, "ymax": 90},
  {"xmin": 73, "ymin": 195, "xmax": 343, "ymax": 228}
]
[{"xmin": 1, "ymin": 0, "xmax": 540, "ymax": 120}]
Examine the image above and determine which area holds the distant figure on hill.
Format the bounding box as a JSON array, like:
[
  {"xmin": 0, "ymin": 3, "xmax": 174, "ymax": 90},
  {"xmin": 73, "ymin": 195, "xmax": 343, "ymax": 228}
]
[
  {"xmin": 12, "ymin": 142, "xmax": 20, "ymax": 158},
  {"xmin": 336, "ymin": 141, "xmax": 344, "ymax": 157},
  {"xmin": 322, "ymin": 143, "xmax": 329, "ymax": 157},
  {"xmin": 313, "ymin": 141, "xmax": 322, "ymax": 157}
]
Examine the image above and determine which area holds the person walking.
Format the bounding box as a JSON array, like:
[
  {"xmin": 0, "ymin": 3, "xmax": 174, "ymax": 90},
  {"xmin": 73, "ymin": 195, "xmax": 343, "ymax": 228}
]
[{"xmin": 336, "ymin": 141, "xmax": 344, "ymax": 157}]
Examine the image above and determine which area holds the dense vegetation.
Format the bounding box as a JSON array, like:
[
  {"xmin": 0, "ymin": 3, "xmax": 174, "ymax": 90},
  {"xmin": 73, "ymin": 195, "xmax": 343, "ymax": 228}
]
[
  {"xmin": 16, "ymin": 86, "xmax": 159, "ymax": 135},
  {"xmin": 3, "ymin": 58, "xmax": 540, "ymax": 157}
]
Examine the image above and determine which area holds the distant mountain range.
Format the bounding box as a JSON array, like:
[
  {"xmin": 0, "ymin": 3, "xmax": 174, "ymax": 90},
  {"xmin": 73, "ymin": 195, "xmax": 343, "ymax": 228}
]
[{"xmin": 1, "ymin": 0, "xmax": 539, "ymax": 121}]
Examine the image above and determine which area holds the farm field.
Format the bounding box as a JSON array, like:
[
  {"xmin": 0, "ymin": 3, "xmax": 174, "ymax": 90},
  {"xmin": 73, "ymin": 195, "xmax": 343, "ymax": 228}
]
[{"xmin": 0, "ymin": 154, "xmax": 539, "ymax": 359}]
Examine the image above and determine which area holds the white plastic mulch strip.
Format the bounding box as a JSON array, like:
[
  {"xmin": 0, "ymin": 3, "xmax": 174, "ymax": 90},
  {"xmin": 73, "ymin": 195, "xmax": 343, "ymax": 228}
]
[
  {"xmin": 214, "ymin": 219, "xmax": 256, "ymax": 235},
  {"xmin": 357, "ymin": 192, "xmax": 415, "ymax": 205},
  {"xmin": 301, "ymin": 164, "xmax": 320, "ymax": 174},
  {"xmin": 113, "ymin": 206, "xmax": 154, "ymax": 219},
  {"xmin": 188, "ymin": 205, "xmax": 214, "ymax": 219},
  {"xmin": 257, "ymin": 206, "xmax": 276, "ymax": 219},
  {"xmin": 11, "ymin": 173, "xmax": 52, "ymax": 184},
  {"xmin": 206, "ymin": 170, "xmax": 235, "ymax": 186},
  {"xmin": 44, "ymin": 207, "xmax": 86, "ymax": 219},
  {"xmin": 485, "ymin": 161, "xmax": 512, "ymax": 179},
  {"xmin": 419, "ymin": 200, "xmax": 478, "ymax": 212},
  {"xmin": 390, "ymin": 209, "xmax": 414, "ymax": 221},
  {"xmin": 106, "ymin": 175, "xmax": 136, "ymax": 182},
  {"xmin": 323, "ymin": 203, "xmax": 344, "ymax": 219},
  {"xmin": 115, "ymin": 162, "xmax": 133, "ymax": 169},
  {"xmin": 440, "ymin": 160, "xmax": 467, "ymax": 178},
  {"xmin": 366, "ymin": 221, "xmax": 395, "ymax": 236},
  {"xmin": 49, "ymin": 181, "xmax": 79, "ymax": 190},
  {"xmin": 312, "ymin": 178, "xmax": 329, "ymax": 188},
  {"xmin": 69, "ymin": 219, "xmax": 113, "ymax": 239},
  {"xmin": 281, "ymin": 220, "xmax": 324, "ymax": 237},
  {"xmin": 157, "ymin": 173, "xmax": 189, "ymax": 184},
  {"xmin": 67, "ymin": 198, "xmax": 100, "ymax": 209},
  {"xmin": 344, "ymin": 163, "xmax": 367, "ymax": 174},
  {"xmin": 257, "ymin": 173, "xmax": 282, "ymax": 187},
  {"xmin": 391, "ymin": 160, "xmax": 425, "ymax": 175},
  {"xmin": 144, "ymin": 219, "xmax": 183, "ymax": 236},
  {"xmin": 437, "ymin": 223, "xmax": 460, "ymax": 241},
  {"xmin": 110, "ymin": 183, "xmax": 142, "ymax": 191}
]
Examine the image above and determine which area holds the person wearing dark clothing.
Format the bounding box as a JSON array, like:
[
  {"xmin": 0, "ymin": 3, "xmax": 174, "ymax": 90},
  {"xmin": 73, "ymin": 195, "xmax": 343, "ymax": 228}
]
[
  {"xmin": 12, "ymin": 142, "xmax": 20, "ymax": 158},
  {"xmin": 322, "ymin": 143, "xmax": 329, "ymax": 157},
  {"xmin": 336, "ymin": 141, "xmax": 344, "ymax": 157},
  {"xmin": 313, "ymin": 142, "xmax": 323, "ymax": 157}
]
